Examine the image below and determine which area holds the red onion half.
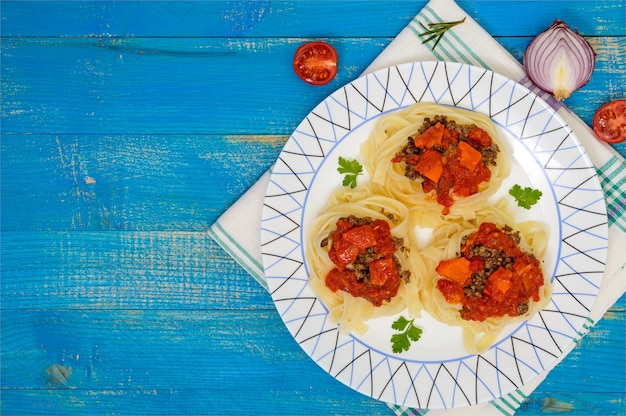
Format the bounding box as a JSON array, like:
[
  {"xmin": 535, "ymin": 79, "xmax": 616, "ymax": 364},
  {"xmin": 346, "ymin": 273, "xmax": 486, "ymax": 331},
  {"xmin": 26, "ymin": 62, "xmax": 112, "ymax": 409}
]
[{"xmin": 523, "ymin": 20, "xmax": 596, "ymax": 101}]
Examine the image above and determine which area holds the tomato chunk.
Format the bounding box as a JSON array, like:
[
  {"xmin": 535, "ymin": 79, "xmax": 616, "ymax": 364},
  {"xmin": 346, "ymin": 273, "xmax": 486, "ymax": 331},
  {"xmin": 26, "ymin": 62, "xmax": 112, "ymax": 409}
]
[
  {"xmin": 468, "ymin": 127, "xmax": 492, "ymax": 147},
  {"xmin": 413, "ymin": 123, "xmax": 445, "ymax": 148},
  {"xmin": 415, "ymin": 148, "xmax": 444, "ymax": 183},
  {"xmin": 342, "ymin": 225, "xmax": 377, "ymax": 250},
  {"xmin": 593, "ymin": 99, "xmax": 626, "ymax": 144},
  {"xmin": 329, "ymin": 239, "xmax": 359, "ymax": 269},
  {"xmin": 293, "ymin": 41, "xmax": 338, "ymax": 86},
  {"xmin": 436, "ymin": 279, "xmax": 464, "ymax": 304},
  {"xmin": 369, "ymin": 257, "xmax": 398, "ymax": 286}
]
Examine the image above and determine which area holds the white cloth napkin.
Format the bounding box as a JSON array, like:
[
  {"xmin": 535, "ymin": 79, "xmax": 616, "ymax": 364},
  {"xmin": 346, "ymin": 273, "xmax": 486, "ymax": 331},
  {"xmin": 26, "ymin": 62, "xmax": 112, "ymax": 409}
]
[{"xmin": 209, "ymin": 0, "xmax": 626, "ymax": 414}]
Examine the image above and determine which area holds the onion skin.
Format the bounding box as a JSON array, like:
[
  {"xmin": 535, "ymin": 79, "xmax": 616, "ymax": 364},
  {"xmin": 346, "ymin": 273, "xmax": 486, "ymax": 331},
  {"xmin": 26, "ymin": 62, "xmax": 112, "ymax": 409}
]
[{"xmin": 523, "ymin": 20, "xmax": 596, "ymax": 101}]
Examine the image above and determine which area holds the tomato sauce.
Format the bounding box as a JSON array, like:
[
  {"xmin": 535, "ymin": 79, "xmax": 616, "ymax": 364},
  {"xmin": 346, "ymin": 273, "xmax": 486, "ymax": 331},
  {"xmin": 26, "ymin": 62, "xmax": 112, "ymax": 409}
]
[
  {"xmin": 392, "ymin": 119, "xmax": 496, "ymax": 215},
  {"xmin": 324, "ymin": 217, "xmax": 403, "ymax": 306},
  {"xmin": 435, "ymin": 222, "xmax": 545, "ymax": 322}
]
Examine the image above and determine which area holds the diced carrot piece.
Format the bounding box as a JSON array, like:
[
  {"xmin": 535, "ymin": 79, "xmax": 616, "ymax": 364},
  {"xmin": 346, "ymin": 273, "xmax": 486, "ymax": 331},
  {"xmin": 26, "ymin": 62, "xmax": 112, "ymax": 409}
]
[
  {"xmin": 436, "ymin": 257, "xmax": 473, "ymax": 285},
  {"xmin": 484, "ymin": 267, "xmax": 513, "ymax": 301},
  {"xmin": 457, "ymin": 141, "xmax": 483, "ymax": 171},
  {"xmin": 342, "ymin": 225, "xmax": 377, "ymax": 250},
  {"xmin": 413, "ymin": 123, "xmax": 444, "ymax": 148},
  {"xmin": 415, "ymin": 149, "xmax": 443, "ymax": 183}
]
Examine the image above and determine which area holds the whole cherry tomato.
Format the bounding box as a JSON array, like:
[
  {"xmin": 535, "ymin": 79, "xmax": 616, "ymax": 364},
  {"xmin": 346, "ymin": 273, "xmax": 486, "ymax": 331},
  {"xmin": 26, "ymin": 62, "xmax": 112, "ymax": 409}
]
[
  {"xmin": 293, "ymin": 41, "xmax": 338, "ymax": 86},
  {"xmin": 592, "ymin": 99, "xmax": 626, "ymax": 144}
]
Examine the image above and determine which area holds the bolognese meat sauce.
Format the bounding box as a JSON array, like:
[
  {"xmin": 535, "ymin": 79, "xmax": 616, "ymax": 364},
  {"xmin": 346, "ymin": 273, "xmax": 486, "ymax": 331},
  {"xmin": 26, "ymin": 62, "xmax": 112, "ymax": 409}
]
[
  {"xmin": 321, "ymin": 215, "xmax": 410, "ymax": 306},
  {"xmin": 391, "ymin": 115, "xmax": 500, "ymax": 215},
  {"xmin": 435, "ymin": 222, "xmax": 545, "ymax": 322}
]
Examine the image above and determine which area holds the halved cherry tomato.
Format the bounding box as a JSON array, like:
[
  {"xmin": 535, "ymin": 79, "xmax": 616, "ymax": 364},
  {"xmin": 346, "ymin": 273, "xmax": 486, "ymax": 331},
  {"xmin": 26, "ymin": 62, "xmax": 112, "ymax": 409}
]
[
  {"xmin": 293, "ymin": 41, "xmax": 338, "ymax": 86},
  {"xmin": 592, "ymin": 99, "xmax": 626, "ymax": 144}
]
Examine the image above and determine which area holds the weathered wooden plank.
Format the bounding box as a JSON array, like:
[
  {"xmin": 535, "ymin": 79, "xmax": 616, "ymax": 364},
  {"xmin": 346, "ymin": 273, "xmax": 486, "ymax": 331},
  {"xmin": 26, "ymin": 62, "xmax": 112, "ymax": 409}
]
[
  {"xmin": 1, "ymin": 1, "xmax": 623, "ymax": 38},
  {"xmin": 2, "ymin": 390, "xmax": 622, "ymax": 415},
  {"xmin": 0, "ymin": 135, "xmax": 285, "ymax": 231},
  {"xmin": 0, "ymin": 305, "xmax": 623, "ymax": 413},
  {"xmin": 0, "ymin": 37, "xmax": 385, "ymax": 135},
  {"xmin": 0, "ymin": 310, "xmax": 308, "ymax": 389},
  {"xmin": 0, "ymin": 231, "xmax": 274, "ymax": 310},
  {"xmin": 1, "ymin": 37, "xmax": 623, "ymax": 135},
  {"xmin": 0, "ymin": 310, "xmax": 392, "ymax": 414},
  {"xmin": 0, "ymin": 308, "xmax": 392, "ymax": 416},
  {"xmin": 0, "ymin": 388, "xmax": 390, "ymax": 416},
  {"xmin": 519, "ymin": 393, "xmax": 625, "ymax": 414}
]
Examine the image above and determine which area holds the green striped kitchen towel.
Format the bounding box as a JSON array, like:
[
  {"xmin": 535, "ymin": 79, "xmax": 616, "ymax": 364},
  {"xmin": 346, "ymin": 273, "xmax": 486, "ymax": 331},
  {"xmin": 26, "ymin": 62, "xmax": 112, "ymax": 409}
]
[{"xmin": 209, "ymin": 0, "xmax": 626, "ymax": 414}]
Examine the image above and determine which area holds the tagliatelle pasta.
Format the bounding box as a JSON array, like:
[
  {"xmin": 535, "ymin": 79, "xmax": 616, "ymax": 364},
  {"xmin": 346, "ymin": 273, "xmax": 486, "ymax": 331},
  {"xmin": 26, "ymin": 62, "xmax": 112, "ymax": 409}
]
[
  {"xmin": 419, "ymin": 199, "xmax": 552, "ymax": 354},
  {"xmin": 305, "ymin": 184, "xmax": 426, "ymax": 335},
  {"xmin": 361, "ymin": 102, "xmax": 511, "ymax": 227}
]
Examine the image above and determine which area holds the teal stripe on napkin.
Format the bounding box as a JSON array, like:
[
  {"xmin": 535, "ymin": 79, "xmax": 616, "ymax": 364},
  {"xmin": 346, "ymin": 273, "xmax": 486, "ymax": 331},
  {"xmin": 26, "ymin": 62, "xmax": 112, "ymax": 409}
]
[
  {"xmin": 208, "ymin": 222, "xmax": 268, "ymax": 291},
  {"xmin": 490, "ymin": 389, "xmax": 527, "ymax": 416},
  {"xmin": 389, "ymin": 404, "xmax": 428, "ymax": 416},
  {"xmin": 597, "ymin": 156, "xmax": 626, "ymax": 232}
]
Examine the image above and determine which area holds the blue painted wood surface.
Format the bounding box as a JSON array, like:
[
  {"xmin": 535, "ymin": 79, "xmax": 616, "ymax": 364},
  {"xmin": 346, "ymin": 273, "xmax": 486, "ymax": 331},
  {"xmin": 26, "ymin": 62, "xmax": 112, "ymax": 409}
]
[{"xmin": 1, "ymin": 1, "xmax": 624, "ymax": 414}]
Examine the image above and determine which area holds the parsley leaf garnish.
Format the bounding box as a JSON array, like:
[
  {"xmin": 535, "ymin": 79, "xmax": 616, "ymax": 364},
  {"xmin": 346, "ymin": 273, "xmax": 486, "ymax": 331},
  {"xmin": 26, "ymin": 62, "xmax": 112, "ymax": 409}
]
[
  {"xmin": 337, "ymin": 157, "xmax": 363, "ymax": 189},
  {"xmin": 390, "ymin": 316, "xmax": 422, "ymax": 354},
  {"xmin": 509, "ymin": 184, "xmax": 543, "ymax": 209}
]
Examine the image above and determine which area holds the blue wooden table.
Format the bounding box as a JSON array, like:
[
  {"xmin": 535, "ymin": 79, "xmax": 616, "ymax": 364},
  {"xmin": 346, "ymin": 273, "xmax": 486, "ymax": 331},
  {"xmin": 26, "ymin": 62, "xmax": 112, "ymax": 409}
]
[{"xmin": 1, "ymin": 1, "xmax": 624, "ymax": 414}]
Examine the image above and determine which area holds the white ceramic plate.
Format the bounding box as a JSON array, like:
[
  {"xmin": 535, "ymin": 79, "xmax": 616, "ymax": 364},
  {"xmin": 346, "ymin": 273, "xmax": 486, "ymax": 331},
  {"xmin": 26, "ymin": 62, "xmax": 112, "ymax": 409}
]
[{"xmin": 261, "ymin": 61, "xmax": 608, "ymax": 409}]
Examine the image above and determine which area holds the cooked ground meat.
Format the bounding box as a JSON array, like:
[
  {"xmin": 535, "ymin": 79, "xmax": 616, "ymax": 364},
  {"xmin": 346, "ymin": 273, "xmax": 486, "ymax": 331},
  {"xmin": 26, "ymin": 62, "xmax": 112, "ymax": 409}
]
[
  {"xmin": 344, "ymin": 215, "xmax": 373, "ymax": 227},
  {"xmin": 464, "ymin": 245, "xmax": 516, "ymax": 297},
  {"xmin": 481, "ymin": 143, "xmax": 499, "ymax": 166},
  {"xmin": 400, "ymin": 269, "xmax": 411, "ymax": 283},
  {"xmin": 464, "ymin": 272, "xmax": 488, "ymax": 298},
  {"xmin": 517, "ymin": 301, "xmax": 529, "ymax": 315},
  {"xmin": 353, "ymin": 247, "xmax": 378, "ymax": 281},
  {"xmin": 418, "ymin": 115, "xmax": 452, "ymax": 133},
  {"xmin": 404, "ymin": 163, "xmax": 421, "ymax": 181},
  {"xmin": 469, "ymin": 245, "xmax": 514, "ymax": 272}
]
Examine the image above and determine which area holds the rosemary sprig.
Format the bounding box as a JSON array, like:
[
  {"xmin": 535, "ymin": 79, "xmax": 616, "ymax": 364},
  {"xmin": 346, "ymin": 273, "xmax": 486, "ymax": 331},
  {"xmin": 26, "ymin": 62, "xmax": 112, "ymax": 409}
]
[{"xmin": 418, "ymin": 17, "xmax": 466, "ymax": 50}]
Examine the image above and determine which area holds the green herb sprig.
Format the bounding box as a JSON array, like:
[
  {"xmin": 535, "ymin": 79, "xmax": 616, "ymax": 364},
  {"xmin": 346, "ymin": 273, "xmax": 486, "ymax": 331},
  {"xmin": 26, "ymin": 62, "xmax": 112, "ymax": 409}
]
[
  {"xmin": 509, "ymin": 184, "xmax": 543, "ymax": 209},
  {"xmin": 337, "ymin": 157, "xmax": 363, "ymax": 189},
  {"xmin": 418, "ymin": 17, "xmax": 466, "ymax": 50},
  {"xmin": 390, "ymin": 316, "xmax": 423, "ymax": 354}
]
